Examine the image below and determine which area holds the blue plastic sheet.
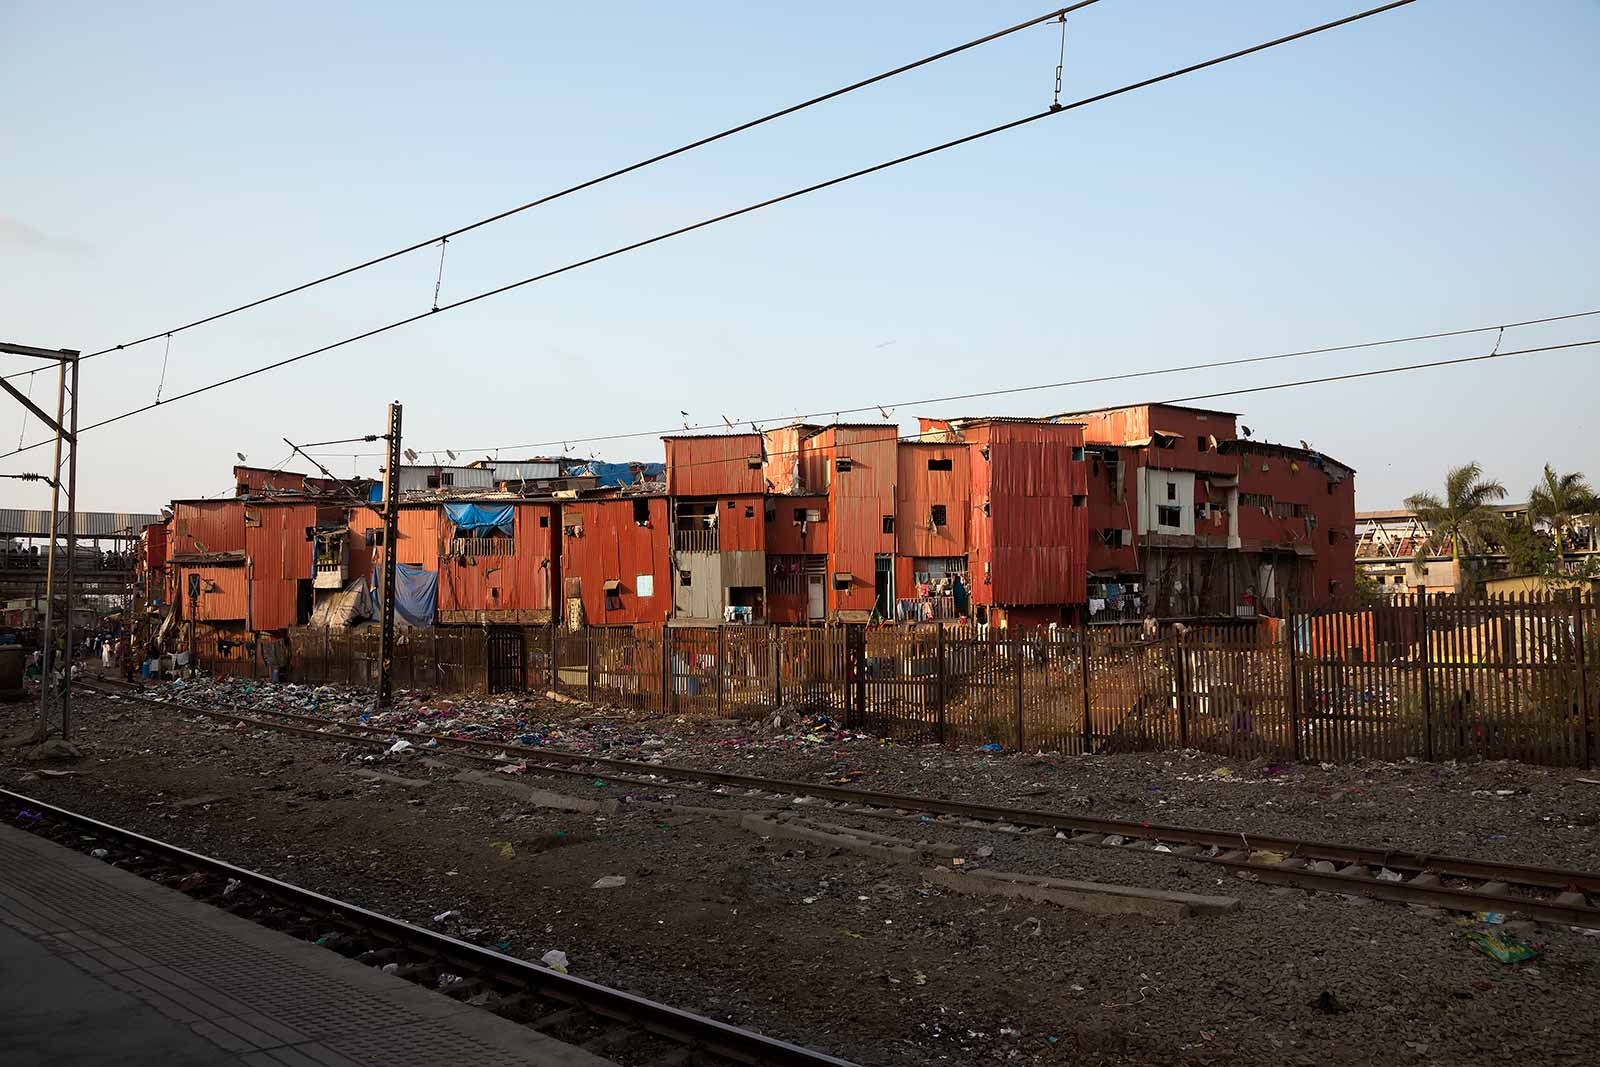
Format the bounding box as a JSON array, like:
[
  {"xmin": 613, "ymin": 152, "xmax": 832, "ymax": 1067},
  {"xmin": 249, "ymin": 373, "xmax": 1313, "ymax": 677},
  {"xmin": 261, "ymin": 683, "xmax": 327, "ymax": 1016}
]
[
  {"xmin": 442, "ymin": 503, "xmax": 514, "ymax": 534},
  {"xmin": 394, "ymin": 563, "xmax": 437, "ymax": 628},
  {"xmin": 567, "ymin": 461, "xmax": 665, "ymax": 487}
]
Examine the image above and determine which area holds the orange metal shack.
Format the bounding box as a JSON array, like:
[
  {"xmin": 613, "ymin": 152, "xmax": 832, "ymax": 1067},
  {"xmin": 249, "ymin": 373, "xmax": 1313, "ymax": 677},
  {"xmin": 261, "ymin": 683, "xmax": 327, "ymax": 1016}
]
[
  {"xmin": 764, "ymin": 494, "xmax": 828, "ymax": 625},
  {"xmin": 243, "ymin": 501, "xmax": 315, "ymax": 631},
  {"xmin": 894, "ymin": 441, "xmax": 970, "ymax": 599},
  {"xmin": 816, "ymin": 424, "xmax": 897, "ymax": 619},
  {"xmin": 664, "ymin": 433, "xmax": 765, "ymax": 497},
  {"xmin": 170, "ymin": 500, "xmax": 246, "ymax": 557},
  {"xmin": 559, "ymin": 496, "xmax": 671, "ymax": 628},
  {"xmin": 963, "ymin": 419, "xmax": 1088, "ymax": 619},
  {"xmin": 436, "ymin": 502, "xmax": 559, "ymax": 624}
]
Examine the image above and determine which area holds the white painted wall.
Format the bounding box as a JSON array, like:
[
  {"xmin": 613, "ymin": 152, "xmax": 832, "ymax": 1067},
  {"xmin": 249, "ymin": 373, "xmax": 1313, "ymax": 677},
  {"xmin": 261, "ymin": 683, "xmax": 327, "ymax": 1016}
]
[{"xmin": 1141, "ymin": 469, "xmax": 1195, "ymax": 535}]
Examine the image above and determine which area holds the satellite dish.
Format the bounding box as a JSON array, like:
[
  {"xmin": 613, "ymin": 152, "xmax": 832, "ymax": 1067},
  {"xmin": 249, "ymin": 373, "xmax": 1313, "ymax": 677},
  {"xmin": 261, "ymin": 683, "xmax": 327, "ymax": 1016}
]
[
  {"xmin": 403, "ymin": 448, "xmax": 418, "ymax": 463},
  {"xmin": 446, "ymin": 449, "xmax": 457, "ymax": 461},
  {"xmin": 236, "ymin": 452, "xmax": 247, "ymax": 463}
]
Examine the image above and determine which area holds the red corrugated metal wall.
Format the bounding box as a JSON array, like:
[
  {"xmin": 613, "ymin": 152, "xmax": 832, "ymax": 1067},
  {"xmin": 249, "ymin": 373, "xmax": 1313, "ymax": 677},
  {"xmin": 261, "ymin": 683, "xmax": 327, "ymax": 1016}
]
[
  {"xmin": 245, "ymin": 502, "xmax": 315, "ymax": 631},
  {"xmin": 764, "ymin": 495, "xmax": 828, "ymax": 555},
  {"xmin": 665, "ymin": 434, "xmax": 764, "ymax": 497},
  {"xmin": 560, "ymin": 498, "xmax": 670, "ymax": 626},
  {"xmin": 171, "ymin": 501, "xmax": 246, "ymax": 556},
  {"xmin": 1084, "ymin": 446, "xmax": 1139, "ymax": 574},
  {"xmin": 762, "ymin": 425, "xmax": 814, "ymax": 494},
  {"xmin": 437, "ymin": 503, "xmax": 557, "ymax": 614},
  {"xmin": 825, "ymin": 426, "xmax": 897, "ymax": 614},
  {"xmin": 896, "ymin": 442, "xmax": 969, "ymax": 558},
  {"xmin": 970, "ymin": 422, "xmax": 1087, "ymax": 608},
  {"xmin": 233, "ymin": 466, "xmax": 309, "ymax": 496},
  {"xmin": 176, "ymin": 563, "xmax": 247, "ymax": 621},
  {"xmin": 715, "ymin": 494, "xmax": 766, "ymax": 552}
]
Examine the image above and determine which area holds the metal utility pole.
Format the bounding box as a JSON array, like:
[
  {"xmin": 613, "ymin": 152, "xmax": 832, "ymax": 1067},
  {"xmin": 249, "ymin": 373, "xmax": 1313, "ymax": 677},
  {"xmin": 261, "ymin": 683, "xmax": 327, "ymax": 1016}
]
[
  {"xmin": 377, "ymin": 401, "xmax": 402, "ymax": 708},
  {"xmin": 1, "ymin": 341, "xmax": 80, "ymax": 742}
]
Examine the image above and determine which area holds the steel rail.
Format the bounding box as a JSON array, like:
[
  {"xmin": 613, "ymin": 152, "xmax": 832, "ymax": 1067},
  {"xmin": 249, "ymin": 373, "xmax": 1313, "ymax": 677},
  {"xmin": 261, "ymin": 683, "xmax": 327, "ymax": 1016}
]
[
  {"xmin": 96, "ymin": 683, "xmax": 1600, "ymax": 899},
  {"xmin": 0, "ymin": 787, "xmax": 857, "ymax": 1067}
]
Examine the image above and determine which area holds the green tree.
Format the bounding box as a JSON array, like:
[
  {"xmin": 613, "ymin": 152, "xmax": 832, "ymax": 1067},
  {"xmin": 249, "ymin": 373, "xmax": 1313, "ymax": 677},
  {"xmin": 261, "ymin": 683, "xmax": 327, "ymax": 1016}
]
[
  {"xmin": 1497, "ymin": 514, "xmax": 1555, "ymax": 577},
  {"xmin": 1527, "ymin": 464, "xmax": 1595, "ymax": 565},
  {"xmin": 1405, "ymin": 462, "xmax": 1508, "ymax": 593}
]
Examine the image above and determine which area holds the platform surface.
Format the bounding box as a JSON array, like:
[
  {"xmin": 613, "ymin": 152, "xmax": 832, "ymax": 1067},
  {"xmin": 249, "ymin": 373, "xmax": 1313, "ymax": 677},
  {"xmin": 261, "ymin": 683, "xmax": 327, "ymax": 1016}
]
[{"xmin": 0, "ymin": 819, "xmax": 613, "ymax": 1067}]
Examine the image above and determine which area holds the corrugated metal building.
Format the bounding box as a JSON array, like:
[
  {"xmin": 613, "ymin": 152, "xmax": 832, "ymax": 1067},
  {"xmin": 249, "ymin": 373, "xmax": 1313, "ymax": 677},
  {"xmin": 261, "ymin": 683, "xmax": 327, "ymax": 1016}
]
[
  {"xmin": 559, "ymin": 496, "xmax": 671, "ymax": 628},
  {"xmin": 244, "ymin": 501, "xmax": 315, "ymax": 631},
  {"xmin": 437, "ymin": 502, "xmax": 559, "ymax": 624},
  {"xmin": 170, "ymin": 500, "xmax": 246, "ymax": 558}
]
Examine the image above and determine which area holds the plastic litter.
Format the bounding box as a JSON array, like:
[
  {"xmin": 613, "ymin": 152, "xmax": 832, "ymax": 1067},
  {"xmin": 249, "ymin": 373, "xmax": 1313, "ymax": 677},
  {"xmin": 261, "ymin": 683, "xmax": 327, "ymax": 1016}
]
[
  {"xmin": 1464, "ymin": 928, "xmax": 1541, "ymax": 963},
  {"xmin": 1211, "ymin": 768, "xmax": 1235, "ymax": 780},
  {"xmin": 89, "ymin": 848, "xmax": 109, "ymax": 859},
  {"xmin": 592, "ymin": 875, "xmax": 627, "ymax": 889},
  {"xmin": 380, "ymin": 962, "xmax": 400, "ymax": 974},
  {"xmin": 1476, "ymin": 911, "xmax": 1507, "ymax": 925},
  {"xmin": 489, "ymin": 840, "xmax": 516, "ymax": 859},
  {"xmin": 432, "ymin": 909, "xmax": 457, "ymax": 923},
  {"xmin": 541, "ymin": 949, "xmax": 570, "ymax": 973},
  {"xmin": 387, "ymin": 739, "xmax": 413, "ymax": 755},
  {"xmin": 15, "ymin": 809, "xmax": 41, "ymax": 822},
  {"xmin": 1376, "ymin": 867, "xmax": 1403, "ymax": 882},
  {"xmin": 223, "ymin": 878, "xmax": 242, "ymax": 896},
  {"xmin": 980, "ymin": 743, "xmax": 1004, "ymax": 752}
]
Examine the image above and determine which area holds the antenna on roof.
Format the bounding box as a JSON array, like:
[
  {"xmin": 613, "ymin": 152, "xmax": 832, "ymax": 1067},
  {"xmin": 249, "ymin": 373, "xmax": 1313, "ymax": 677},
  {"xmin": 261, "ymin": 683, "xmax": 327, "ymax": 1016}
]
[
  {"xmin": 877, "ymin": 406, "xmax": 894, "ymax": 421},
  {"xmin": 236, "ymin": 452, "xmax": 247, "ymax": 464},
  {"xmin": 721, "ymin": 415, "xmax": 734, "ymax": 430}
]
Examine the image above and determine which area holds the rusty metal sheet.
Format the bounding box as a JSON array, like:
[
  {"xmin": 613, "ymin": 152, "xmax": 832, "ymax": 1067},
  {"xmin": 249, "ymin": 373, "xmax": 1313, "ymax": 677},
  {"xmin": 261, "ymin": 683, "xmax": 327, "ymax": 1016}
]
[
  {"xmin": 248, "ymin": 578, "xmax": 299, "ymax": 631},
  {"xmin": 896, "ymin": 442, "xmax": 968, "ymax": 557},
  {"xmin": 823, "ymin": 426, "xmax": 897, "ymax": 615},
  {"xmin": 664, "ymin": 434, "xmax": 765, "ymax": 497},
  {"xmin": 176, "ymin": 563, "xmax": 247, "ymax": 621},
  {"xmin": 171, "ymin": 501, "xmax": 246, "ymax": 556},
  {"xmin": 232, "ymin": 465, "xmax": 309, "ymax": 496},
  {"xmin": 560, "ymin": 497, "xmax": 671, "ymax": 626},
  {"xmin": 244, "ymin": 502, "xmax": 315, "ymax": 581},
  {"xmin": 764, "ymin": 494, "xmax": 828, "ymax": 555},
  {"xmin": 716, "ymin": 494, "xmax": 765, "ymax": 552}
]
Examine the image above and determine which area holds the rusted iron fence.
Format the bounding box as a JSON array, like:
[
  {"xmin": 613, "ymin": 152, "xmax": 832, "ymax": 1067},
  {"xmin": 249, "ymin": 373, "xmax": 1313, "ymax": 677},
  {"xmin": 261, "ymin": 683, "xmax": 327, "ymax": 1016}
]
[{"xmin": 234, "ymin": 594, "xmax": 1598, "ymax": 767}]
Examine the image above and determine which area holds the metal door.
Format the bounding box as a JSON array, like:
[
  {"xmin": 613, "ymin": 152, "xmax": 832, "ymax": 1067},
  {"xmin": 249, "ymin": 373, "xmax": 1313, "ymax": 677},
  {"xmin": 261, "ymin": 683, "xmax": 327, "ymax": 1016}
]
[
  {"xmin": 486, "ymin": 627, "xmax": 524, "ymax": 693},
  {"xmin": 805, "ymin": 573, "xmax": 825, "ymax": 621}
]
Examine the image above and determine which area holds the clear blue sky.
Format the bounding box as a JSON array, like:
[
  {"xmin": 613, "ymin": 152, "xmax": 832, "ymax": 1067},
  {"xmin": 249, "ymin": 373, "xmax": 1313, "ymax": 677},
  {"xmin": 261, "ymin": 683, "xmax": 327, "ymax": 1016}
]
[{"xmin": 2, "ymin": 0, "xmax": 1596, "ymax": 513}]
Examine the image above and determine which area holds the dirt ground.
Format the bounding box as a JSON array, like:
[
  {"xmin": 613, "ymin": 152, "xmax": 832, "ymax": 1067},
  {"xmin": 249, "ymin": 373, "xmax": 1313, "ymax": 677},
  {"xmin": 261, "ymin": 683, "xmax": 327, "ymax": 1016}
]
[{"xmin": 4, "ymin": 679, "xmax": 1599, "ymax": 1066}]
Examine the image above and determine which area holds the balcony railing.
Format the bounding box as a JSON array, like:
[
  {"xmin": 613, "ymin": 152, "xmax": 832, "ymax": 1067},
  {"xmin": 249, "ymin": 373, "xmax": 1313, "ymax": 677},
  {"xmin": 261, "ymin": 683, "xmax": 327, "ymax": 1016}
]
[{"xmin": 675, "ymin": 527, "xmax": 719, "ymax": 553}]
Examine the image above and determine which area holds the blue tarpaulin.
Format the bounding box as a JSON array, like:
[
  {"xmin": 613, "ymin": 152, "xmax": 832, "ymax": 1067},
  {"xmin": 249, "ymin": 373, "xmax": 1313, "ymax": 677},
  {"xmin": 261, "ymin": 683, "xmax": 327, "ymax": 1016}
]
[
  {"xmin": 376, "ymin": 563, "xmax": 436, "ymax": 628},
  {"xmin": 442, "ymin": 502, "xmax": 514, "ymax": 534},
  {"xmin": 568, "ymin": 461, "xmax": 665, "ymax": 487}
]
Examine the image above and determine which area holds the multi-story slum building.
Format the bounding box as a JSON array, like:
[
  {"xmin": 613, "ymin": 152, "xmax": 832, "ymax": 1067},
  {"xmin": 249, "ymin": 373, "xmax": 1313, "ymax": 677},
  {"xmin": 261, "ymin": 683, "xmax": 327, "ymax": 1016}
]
[{"xmin": 133, "ymin": 406, "xmax": 1355, "ymax": 663}]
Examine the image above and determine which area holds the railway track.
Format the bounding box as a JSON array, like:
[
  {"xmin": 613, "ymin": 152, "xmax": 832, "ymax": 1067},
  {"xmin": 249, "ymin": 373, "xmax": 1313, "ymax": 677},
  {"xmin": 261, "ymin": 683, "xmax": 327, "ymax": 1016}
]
[
  {"xmin": 0, "ymin": 787, "xmax": 855, "ymax": 1067},
  {"xmin": 84, "ymin": 682, "xmax": 1600, "ymax": 928}
]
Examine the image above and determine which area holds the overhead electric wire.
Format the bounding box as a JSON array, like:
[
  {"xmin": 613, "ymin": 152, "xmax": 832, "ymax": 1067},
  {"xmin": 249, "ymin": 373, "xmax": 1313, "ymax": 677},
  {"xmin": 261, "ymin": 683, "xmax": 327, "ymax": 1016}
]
[
  {"xmin": 622, "ymin": 336, "xmax": 1600, "ymax": 479},
  {"xmin": 0, "ymin": 0, "xmax": 1421, "ymax": 463},
  {"xmin": 359, "ymin": 307, "xmax": 1600, "ymax": 460},
  {"xmin": 5, "ymin": 2, "xmax": 1103, "ymax": 383}
]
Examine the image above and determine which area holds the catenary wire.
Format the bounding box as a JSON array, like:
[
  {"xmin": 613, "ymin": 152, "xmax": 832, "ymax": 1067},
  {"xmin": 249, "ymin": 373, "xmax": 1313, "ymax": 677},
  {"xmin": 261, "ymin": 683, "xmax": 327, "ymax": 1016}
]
[
  {"xmin": 0, "ymin": 0, "xmax": 1421, "ymax": 461},
  {"xmin": 370, "ymin": 307, "xmax": 1600, "ymax": 459},
  {"xmin": 611, "ymin": 336, "xmax": 1600, "ymax": 480},
  {"xmin": 4, "ymin": 2, "xmax": 1103, "ymax": 381}
]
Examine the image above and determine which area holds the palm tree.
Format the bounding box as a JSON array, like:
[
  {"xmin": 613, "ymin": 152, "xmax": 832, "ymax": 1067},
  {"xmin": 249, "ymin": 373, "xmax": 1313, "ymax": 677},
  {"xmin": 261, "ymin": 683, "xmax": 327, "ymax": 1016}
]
[
  {"xmin": 1405, "ymin": 462, "xmax": 1507, "ymax": 592},
  {"xmin": 1528, "ymin": 464, "xmax": 1595, "ymax": 566}
]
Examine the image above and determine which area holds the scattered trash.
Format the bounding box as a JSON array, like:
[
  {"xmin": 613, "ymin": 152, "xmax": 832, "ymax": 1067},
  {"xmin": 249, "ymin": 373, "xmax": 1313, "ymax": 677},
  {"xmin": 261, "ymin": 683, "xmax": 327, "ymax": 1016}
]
[
  {"xmin": 314, "ymin": 933, "xmax": 338, "ymax": 946},
  {"xmin": 436, "ymin": 973, "xmax": 463, "ymax": 990},
  {"xmin": 387, "ymin": 739, "xmax": 413, "ymax": 755},
  {"xmin": 1464, "ymin": 928, "xmax": 1542, "ymax": 963},
  {"xmin": 89, "ymin": 848, "xmax": 109, "ymax": 859},
  {"xmin": 432, "ymin": 910, "xmax": 457, "ymax": 923},
  {"xmin": 488, "ymin": 840, "xmax": 517, "ymax": 859},
  {"xmin": 15, "ymin": 809, "xmax": 41, "ymax": 822},
  {"xmin": 801, "ymin": 896, "xmax": 818, "ymax": 905},
  {"xmin": 1153, "ymin": 844, "xmax": 1173, "ymax": 853},
  {"xmin": 380, "ymin": 962, "xmax": 400, "ymax": 974},
  {"xmin": 223, "ymin": 878, "xmax": 242, "ymax": 896},
  {"xmin": 494, "ymin": 761, "xmax": 527, "ymax": 775},
  {"xmin": 1376, "ymin": 867, "xmax": 1403, "ymax": 882},
  {"xmin": 540, "ymin": 949, "xmax": 569, "ymax": 973},
  {"xmin": 840, "ymin": 929, "xmax": 864, "ymax": 939},
  {"xmin": 1476, "ymin": 911, "xmax": 1507, "ymax": 925},
  {"xmin": 980, "ymin": 743, "xmax": 1004, "ymax": 752},
  {"xmin": 1211, "ymin": 768, "xmax": 1234, "ymax": 780},
  {"xmin": 1250, "ymin": 850, "xmax": 1289, "ymax": 865},
  {"xmin": 912, "ymin": 971, "xmax": 928, "ymax": 986},
  {"xmin": 976, "ymin": 845, "xmax": 994, "ymax": 859},
  {"xmin": 592, "ymin": 875, "xmax": 627, "ymax": 889}
]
